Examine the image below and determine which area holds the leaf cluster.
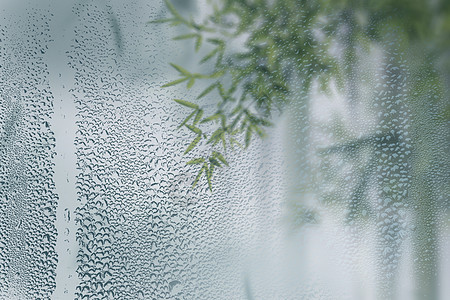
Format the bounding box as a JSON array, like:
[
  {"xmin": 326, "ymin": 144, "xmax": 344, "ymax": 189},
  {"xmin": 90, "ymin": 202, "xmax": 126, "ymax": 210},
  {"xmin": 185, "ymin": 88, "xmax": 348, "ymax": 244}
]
[{"xmin": 151, "ymin": 0, "xmax": 450, "ymax": 193}]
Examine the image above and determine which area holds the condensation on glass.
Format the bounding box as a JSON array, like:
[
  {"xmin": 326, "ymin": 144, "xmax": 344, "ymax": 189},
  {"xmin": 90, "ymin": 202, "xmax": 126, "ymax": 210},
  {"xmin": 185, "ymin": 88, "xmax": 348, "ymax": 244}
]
[{"xmin": 0, "ymin": 0, "xmax": 448, "ymax": 299}]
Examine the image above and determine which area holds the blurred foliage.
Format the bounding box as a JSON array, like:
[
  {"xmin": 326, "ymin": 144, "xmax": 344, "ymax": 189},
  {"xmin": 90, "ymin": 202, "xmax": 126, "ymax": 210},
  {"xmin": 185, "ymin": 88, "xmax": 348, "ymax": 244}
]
[{"xmin": 151, "ymin": 0, "xmax": 450, "ymax": 191}]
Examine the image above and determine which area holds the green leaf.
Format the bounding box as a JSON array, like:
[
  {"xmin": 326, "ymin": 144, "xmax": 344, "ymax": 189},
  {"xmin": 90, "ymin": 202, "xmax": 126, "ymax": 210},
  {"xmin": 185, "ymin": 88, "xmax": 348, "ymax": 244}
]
[
  {"xmin": 178, "ymin": 110, "xmax": 196, "ymax": 129},
  {"xmin": 207, "ymin": 128, "xmax": 224, "ymax": 144},
  {"xmin": 207, "ymin": 38, "xmax": 224, "ymax": 45},
  {"xmin": 253, "ymin": 125, "xmax": 265, "ymax": 138},
  {"xmin": 229, "ymin": 113, "xmax": 243, "ymax": 131},
  {"xmin": 209, "ymin": 157, "xmax": 222, "ymax": 167},
  {"xmin": 220, "ymin": 114, "xmax": 226, "ymax": 128},
  {"xmin": 185, "ymin": 124, "xmax": 202, "ymax": 135},
  {"xmin": 162, "ymin": 77, "xmax": 188, "ymax": 87},
  {"xmin": 170, "ymin": 63, "xmax": 190, "ymax": 76},
  {"xmin": 212, "ymin": 136, "xmax": 221, "ymax": 147},
  {"xmin": 147, "ymin": 18, "xmax": 174, "ymax": 24},
  {"xmin": 221, "ymin": 134, "xmax": 226, "ymax": 150},
  {"xmin": 174, "ymin": 99, "xmax": 198, "ymax": 109},
  {"xmin": 229, "ymin": 137, "xmax": 243, "ymax": 150},
  {"xmin": 195, "ymin": 35, "xmax": 203, "ymax": 52},
  {"xmin": 217, "ymin": 83, "xmax": 226, "ymax": 99},
  {"xmin": 186, "ymin": 157, "xmax": 205, "ymax": 165},
  {"xmin": 245, "ymin": 126, "xmax": 253, "ymax": 148},
  {"xmin": 192, "ymin": 163, "xmax": 207, "ymax": 188},
  {"xmin": 187, "ymin": 78, "xmax": 195, "ymax": 89},
  {"xmin": 231, "ymin": 105, "xmax": 242, "ymax": 116},
  {"xmin": 209, "ymin": 70, "xmax": 225, "ymax": 78},
  {"xmin": 212, "ymin": 151, "xmax": 229, "ymax": 166},
  {"xmin": 206, "ymin": 164, "xmax": 213, "ymax": 191},
  {"xmin": 201, "ymin": 113, "xmax": 221, "ymax": 123},
  {"xmin": 200, "ymin": 48, "xmax": 219, "ymax": 64},
  {"xmin": 197, "ymin": 82, "xmax": 217, "ymax": 99},
  {"xmin": 173, "ymin": 33, "xmax": 199, "ymax": 40},
  {"xmin": 193, "ymin": 109, "xmax": 203, "ymax": 125},
  {"xmin": 164, "ymin": 0, "xmax": 183, "ymax": 20},
  {"xmin": 258, "ymin": 119, "xmax": 273, "ymax": 127},
  {"xmin": 184, "ymin": 135, "xmax": 202, "ymax": 154}
]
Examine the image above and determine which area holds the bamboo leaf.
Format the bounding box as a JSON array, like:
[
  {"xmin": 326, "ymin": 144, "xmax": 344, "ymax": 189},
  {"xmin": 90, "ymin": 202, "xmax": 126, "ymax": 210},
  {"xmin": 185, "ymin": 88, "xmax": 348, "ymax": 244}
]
[
  {"xmin": 229, "ymin": 137, "xmax": 243, "ymax": 150},
  {"xmin": 162, "ymin": 77, "xmax": 188, "ymax": 87},
  {"xmin": 201, "ymin": 113, "xmax": 221, "ymax": 123},
  {"xmin": 231, "ymin": 105, "xmax": 242, "ymax": 116},
  {"xmin": 197, "ymin": 82, "xmax": 217, "ymax": 99},
  {"xmin": 253, "ymin": 125, "xmax": 265, "ymax": 138},
  {"xmin": 209, "ymin": 157, "xmax": 222, "ymax": 167},
  {"xmin": 229, "ymin": 113, "xmax": 243, "ymax": 130},
  {"xmin": 164, "ymin": 0, "xmax": 183, "ymax": 20},
  {"xmin": 186, "ymin": 157, "xmax": 205, "ymax": 165},
  {"xmin": 195, "ymin": 35, "xmax": 203, "ymax": 52},
  {"xmin": 212, "ymin": 136, "xmax": 221, "ymax": 147},
  {"xmin": 221, "ymin": 133, "xmax": 226, "ymax": 150},
  {"xmin": 220, "ymin": 114, "xmax": 226, "ymax": 128},
  {"xmin": 170, "ymin": 63, "xmax": 190, "ymax": 76},
  {"xmin": 206, "ymin": 164, "xmax": 213, "ymax": 191},
  {"xmin": 187, "ymin": 78, "xmax": 195, "ymax": 89},
  {"xmin": 193, "ymin": 109, "xmax": 203, "ymax": 125},
  {"xmin": 207, "ymin": 128, "xmax": 224, "ymax": 144},
  {"xmin": 147, "ymin": 18, "xmax": 174, "ymax": 24},
  {"xmin": 217, "ymin": 83, "xmax": 226, "ymax": 98},
  {"xmin": 185, "ymin": 124, "xmax": 202, "ymax": 135},
  {"xmin": 207, "ymin": 38, "xmax": 225, "ymax": 45},
  {"xmin": 178, "ymin": 110, "xmax": 196, "ymax": 129},
  {"xmin": 209, "ymin": 70, "xmax": 225, "ymax": 78},
  {"xmin": 192, "ymin": 163, "xmax": 206, "ymax": 188},
  {"xmin": 245, "ymin": 126, "xmax": 253, "ymax": 148},
  {"xmin": 184, "ymin": 135, "xmax": 202, "ymax": 154},
  {"xmin": 173, "ymin": 99, "xmax": 198, "ymax": 109},
  {"xmin": 200, "ymin": 48, "xmax": 219, "ymax": 64},
  {"xmin": 258, "ymin": 119, "xmax": 273, "ymax": 127},
  {"xmin": 212, "ymin": 151, "xmax": 229, "ymax": 166},
  {"xmin": 173, "ymin": 33, "xmax": 199, "ymax": 40}
]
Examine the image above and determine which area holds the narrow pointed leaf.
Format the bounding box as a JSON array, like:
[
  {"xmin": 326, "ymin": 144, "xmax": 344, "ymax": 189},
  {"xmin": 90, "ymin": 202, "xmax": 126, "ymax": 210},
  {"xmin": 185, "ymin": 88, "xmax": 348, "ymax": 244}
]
[
  {"xmin": 173, "ymin": 99, "xmax": 198, "ymax": 109},
  {"xmin": 207, "ymin": 128, "xmax": 224, "ymax": 144},
  {"xmin": 245, "ymin": 126, "xmax": 253, "ymax": 148},
  {"xmin": 192, "ymin": 164, "xmax": 206, "ymax": 188},
  {"xmin": 186, "ymin": 157, "xmax": 205, "ymax": 165},
  {"xmin": 195, "ymin": 35, "xmax": 203, "ymax": 52},
  {"xmin": 221, "ymin": 133, "xmax": 226, "ymax": 150},
  {"xmin": 212, "ymin": 151, "xmax": 229, "ymax": 166},
  {"xmin": 197, "ymin": 82, "xmax": 217, "ymax": 99},
  {"xmin": 258, "ymin": 119, "xmax": 273, "ymax": 127},
  {"xmin": 193, "ymin": 109, "xmax": 203, "ymax": 125},
  {"xmin": 187, "ymin": 78, "xmax": 195, "ymax": 89},
  {"xmin": 147, "ymin": 18, "xmax": 174, "ymax": 24},
  {"xmin": 231, "ymin": 105, "xmax": 242, "ymax": 116},
  {"xmin": 206, "ymin": 164, "xmax": 213, "ymax": 191},
  {"xmin": 178, "ymin": 110, "xmax": 196, "ymax": 129},
  {"xmin": 173, "ymin": 33, "xmax": 198, "ymax": 40},
  {"xmin": 229, "ymin": 137, "xmax": 243, "ymax": 150},
  {"xmin": 207, "ymin": 38, "xmax": 224, "ymax": 46},
  {"xmin": 200, "ymin": 48, "xmax": 219, "ymax": 64},
  {"xmin": 184, "ymin": 135, "xmax": 201, "ymax": 154},
  {"xmin": 162, "ymin": 77, "xmax": 188, "ymax": 87},
  {"xmin": 185, "ymin": 124, "xmax": 202, "ymax": 135},
  {"xmin": 201, "ymin": 113, "xmax": 221, "ymax": 123},
  {"xmin": 254, "ymin": 125, "xmax": 265, "ymax": 137},
  {"xmin": 209, "ymin": 70, "xmax": 225, "ymax": 78},
  {"xmin": 164, "ymin": 0, "xmax": 183, "ymax": 20},
  {"xmin": 209, "ymin": 157, "xmax": 221, "ymax": 167},
  {"xmin": 170, "ymin": 63, "xmax": 190, "ymax": 76}
]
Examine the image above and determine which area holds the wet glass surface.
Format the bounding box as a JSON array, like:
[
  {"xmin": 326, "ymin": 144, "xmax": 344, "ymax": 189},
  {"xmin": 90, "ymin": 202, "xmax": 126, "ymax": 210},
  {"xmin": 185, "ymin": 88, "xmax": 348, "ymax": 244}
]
[{"xmin": 0, "ymin": 0, "xmax": 448, "ymax": 299}]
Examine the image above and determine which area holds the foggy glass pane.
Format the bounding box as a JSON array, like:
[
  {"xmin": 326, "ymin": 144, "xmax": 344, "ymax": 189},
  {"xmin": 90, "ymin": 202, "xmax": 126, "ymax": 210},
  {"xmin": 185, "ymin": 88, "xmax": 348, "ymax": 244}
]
[{"xmin": 0, "ymin": 0, "xmax": 448, "ymax": 299}]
